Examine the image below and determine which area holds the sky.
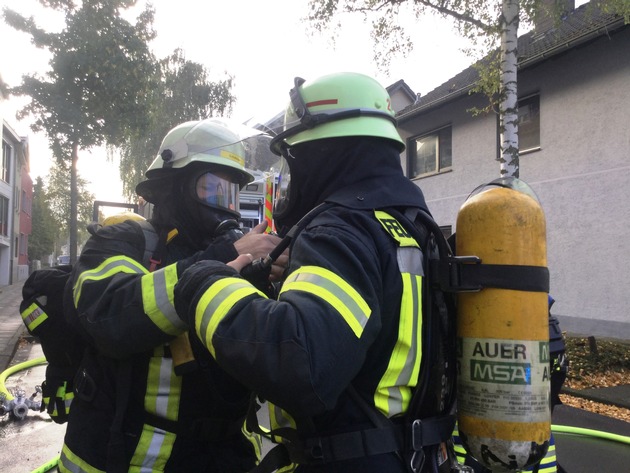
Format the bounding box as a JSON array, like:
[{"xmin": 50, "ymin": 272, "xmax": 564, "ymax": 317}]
[{"xmin": 1, "ymin": 0, "xmax": 482, "ymax": 205}]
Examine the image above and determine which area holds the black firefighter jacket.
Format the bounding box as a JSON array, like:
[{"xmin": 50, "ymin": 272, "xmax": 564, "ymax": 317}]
[
  {"xmin": 175, "ymin": 172, "xmax": 431, "ymax": 472},
  {"xmin": 60, "ymin": 219, "xmax": 257, "ymax": 473}
]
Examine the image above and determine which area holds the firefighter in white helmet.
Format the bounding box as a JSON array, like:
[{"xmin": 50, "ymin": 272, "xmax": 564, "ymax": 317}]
[{"xmin": 60, "ymin": 118, "xmax": 285, "ymax": 472}]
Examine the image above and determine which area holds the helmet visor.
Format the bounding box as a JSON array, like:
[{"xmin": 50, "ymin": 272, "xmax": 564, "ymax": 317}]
[
  {"xmin": 195, "ymin": 171, "xmax": 240, "ymax": 213},
  {"xmin": 272, "ymin": 157, "xmax": 291, "ymax": 216}
]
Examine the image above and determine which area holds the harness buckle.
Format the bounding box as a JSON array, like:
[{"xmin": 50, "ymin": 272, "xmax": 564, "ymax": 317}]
[
  {"xmin": 304, "ymin": 437, "xmax": 325, "ymax": 462},
  {"xmin": 410, "ymin": 419, "xmax": 426, "ymax": 472}
]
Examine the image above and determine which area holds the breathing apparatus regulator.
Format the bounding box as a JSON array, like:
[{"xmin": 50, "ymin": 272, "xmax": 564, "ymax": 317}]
[{"xmin": 454, "ymin": 177, "xmax": 551, "ymax": 472}]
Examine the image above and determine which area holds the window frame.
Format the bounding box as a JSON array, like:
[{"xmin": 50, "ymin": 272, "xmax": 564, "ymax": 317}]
[
  {"xmin": 496, "ymin": 93, "xmax": 541, "ymax": 157},
  {"xmin": 2, "ymin": 141, "xmax": 11, "ymax": 183},
  {"xmin": 0, "ymin": 195, "xmax": 9, "ymax": 237},
  {"xmin": 408, "ymin": 125, "xmax": 453, "ymax": 179},
  {"xmin": 518, "ymin": 94, "xmax": 541, "ymax": 154}
]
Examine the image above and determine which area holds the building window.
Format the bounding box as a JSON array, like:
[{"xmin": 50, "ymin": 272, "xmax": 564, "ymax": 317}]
[
  {"xmin": 519, "ymin": 94, "xmax": 540, "ymax": 152},
  {"xmin": 0, "ymin": 195, "xmax": 8, "ymax": 237},
  {"xmin": 20, "ymin": 233, "xmax": 27, "ymax": 256},
  {"xmin": 409, "ymin": 126, "xmax": 452, "ymax": 178},
  {"xmin": 439, "ymin": 225, "xmax": 452, "ymax": 240},
  {"xmin": 2, "ymin": 141, "xmax": 11, "ymax": 183}
]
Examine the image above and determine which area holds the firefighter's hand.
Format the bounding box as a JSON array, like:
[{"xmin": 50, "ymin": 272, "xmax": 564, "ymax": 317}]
[
  {"xmin": 227, "ymin": 254, "xmax": 254, "ymax": 272},
  {"xmin": 270, "ymin": 253, "xmax": 289, "ymax": 282},
  {"xmin": 234, "ymin": 222, "xmax": 288, "ymax": 281}
]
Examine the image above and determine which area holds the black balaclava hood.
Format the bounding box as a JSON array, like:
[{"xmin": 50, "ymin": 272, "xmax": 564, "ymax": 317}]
[
  {"xmin": 149, "ymin": 166, "xmax": 239, "ymax": 250},
  {"xmin": 273, "ymin": 136, "xmax": 405, "ymax": 235}
]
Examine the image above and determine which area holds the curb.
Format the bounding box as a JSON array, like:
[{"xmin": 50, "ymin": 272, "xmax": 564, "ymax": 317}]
[
  {"xmin": 561, "ymin": 386, "xmax": 630, "ymax": 410},
  {"xmin": 0, "ymin": 326, "xmax": 27, "ymax": 373}
]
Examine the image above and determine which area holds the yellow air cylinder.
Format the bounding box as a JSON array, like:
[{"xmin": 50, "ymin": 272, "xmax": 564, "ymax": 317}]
[{"xmin": 456, "ymin": 180, "xmax": 550, "ymax": 472}]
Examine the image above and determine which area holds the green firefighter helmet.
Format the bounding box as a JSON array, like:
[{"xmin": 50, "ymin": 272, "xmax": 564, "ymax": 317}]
[
  {"xmin": 137, "ymin": 118, "xmax": 256, "ymax": 203},
  {"xmin": 269, "ymin": 72, "xmax": 405, "ymax": 156}
]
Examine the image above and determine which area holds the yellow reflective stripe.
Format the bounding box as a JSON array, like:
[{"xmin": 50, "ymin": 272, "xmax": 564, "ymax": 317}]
[
  {"xmin": 20, "ymin": 302, "xmax": 48, "ymax": 331},
  {"xmin": 59, "ymin": 443, "xmax": 105, "ymax": 473},
  {"xmin": 374, "ymin": 272, "xmax": 423, "ymax": 416},
  {"xmin": 73, "ymin": 256, "xmax": 148, "ymax": 306},
  {"xmin": 130, "ymin": 348, "xmax": 181, "ymax": 471},
  {"xmin": 129, "ymin": 425, "xmax": 177, "ymax": 473},
  {"xmin": 374, "ymin": 210, "xmax": 419, "ymax": 248},
  {"xmin": 241, "ymin": 420, "xmax": 263, "ymax": 462},
  {"xmin": 280, "ymin": 266, "xmax": 371, "ymax": 339},
  {"xmin": 141, "ymin": 264, "xmax": 185, "ymax": 336},
  {"xmin": 269, "ymin": 402, "xmax": 297, "ymax": 431},
  {"xmin": 269, "ymin": 402, "xmax": 297, "ymax": 444},
  {"xmin": 268, "ymin": 404, "xmax": 298, "ymax": 472},
  {"xmin": 195, "ymin": 277, "xmax": 265, "ymax": 357},
  {"xmin": 536, "ymin": 443, "xmax": 557, "ymax": 472},
  {"xmin": 51, "ymin": 382, "xmax": 74, "ymax": 416},
  {"xmin": 145, "ymin": 349, "xmax": 180, "ymax": 420}
]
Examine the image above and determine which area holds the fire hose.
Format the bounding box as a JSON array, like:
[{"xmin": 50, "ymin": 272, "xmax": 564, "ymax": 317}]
[
  {"xmin": 2, "ymin": 355, "xmax": 630, "ymax": 472},
  {"xmin": 0, "ymin": 355, "xmax": 45, "ymax": 419}
]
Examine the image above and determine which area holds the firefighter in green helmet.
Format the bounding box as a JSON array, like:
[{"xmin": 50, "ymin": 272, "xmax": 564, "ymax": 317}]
[
  {"xmin": 174, "ymin": 73, "xmax": 458, "ymax": 472},
  {"xmin": 59, "ymin": 118, "xmax": 286, "ymax": 472}
]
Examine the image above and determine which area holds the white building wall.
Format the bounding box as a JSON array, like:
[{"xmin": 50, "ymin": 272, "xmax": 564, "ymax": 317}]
[
  {"xmin": 0, "ymin": 123, "xmax": 17, "ymax": 286},
  {"xmin": 398, "ymin": 28, "xmax": 630, "ymax": 339}
]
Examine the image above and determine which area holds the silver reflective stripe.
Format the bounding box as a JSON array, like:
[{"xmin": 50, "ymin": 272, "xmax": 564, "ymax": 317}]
[
  {"xmin": 130, "ymin": 351, "xmax": 180, "ymax": 471},
  {"xmin": 387, "ymin": 272, "xmax": 422, "ymax": 416},
  {"xmin": 140, "ymin": 426, "xmax": 167, "ymax": 472},
  {"xmin": 280, "ymin": 266, "xmax": 371, "ymax": 338},
  {"xmin": 373, "ymin": 210, "xmax": 425, "ymax": 417},
  {"xmin": 74, "ymin": 256, "xmax": 147, "ymax": 306},
  {"xmin": 151, "ymin": 268, "xmax": 176, "ymax": 318},
  {"xmin": 141, "ymin": 265, "xmax": 185, "ymax": 334},
  {"xmin": 196, "ymin": 278, "xmax": 262, "ymax": 355},
  {"xmin": 397, "ymin": 247, "xmax": 424, "ymax": 276},
  {"xmin": 59, "ymin": 443, "xmax": 105, "ymax": 473}
]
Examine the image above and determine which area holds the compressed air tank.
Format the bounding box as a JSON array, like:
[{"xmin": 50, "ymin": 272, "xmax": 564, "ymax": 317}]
[{"xmin": 456, "ymin": 178, "xmax": 551, "ymax": 472}]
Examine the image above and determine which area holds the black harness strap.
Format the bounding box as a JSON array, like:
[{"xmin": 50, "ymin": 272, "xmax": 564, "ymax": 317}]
[{"xmin": 457, "ymin": 262, "xmax": 550, "ymax": 292}]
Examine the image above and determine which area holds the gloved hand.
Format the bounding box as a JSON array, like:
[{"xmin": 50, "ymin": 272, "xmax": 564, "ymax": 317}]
[
  {"xmin": 41, "ymin": 377, "xmax": 73, "ymax": 424},
  {"xmin": 174, "ymin": 260, "xmax": 240, "ymax": 326},
  {"xmin": 41, "ymin": 363, "xmax": 77, "ymax": 424},
  {"xmin": 176, "ymin": 240, "xmax": 239, "ymax": 275}
]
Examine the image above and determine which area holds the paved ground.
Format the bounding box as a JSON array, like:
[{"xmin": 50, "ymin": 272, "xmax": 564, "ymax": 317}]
[
  {"xmin": 1, "ymin": 280, "xmax": 629, "ymax": 472},
  {"xmin": 0, "ymin": 282, "xmax": 28, "ymax": 373}
]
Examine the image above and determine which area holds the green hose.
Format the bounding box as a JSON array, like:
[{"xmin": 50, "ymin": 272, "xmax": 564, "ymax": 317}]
[
  {"xmin": 3, "ymin": 357, "xmax": 629, "ymax": 472},
  {"xmin": 0, "ymin": 356, "xmax": 58, "ymax": 472},
  {"xmin": 552, "ymin": 423, "xmax": 630, "ymax": 445},
  {"xmin": 30, "ymin": 455, "xmax": 60, "ymax": 473},
  {"xmin": 0, "ymin": 356, "xmax": 47, "ymax": 401}
]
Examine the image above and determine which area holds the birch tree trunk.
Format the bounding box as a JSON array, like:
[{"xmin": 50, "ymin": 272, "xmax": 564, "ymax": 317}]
[
  {"xmin": 499, "ymin": 0, "xmax": 520, "ymax": 177},
  {"xmin": 70, "ymin": 142, "xmax": 79, "ymax": 264}
]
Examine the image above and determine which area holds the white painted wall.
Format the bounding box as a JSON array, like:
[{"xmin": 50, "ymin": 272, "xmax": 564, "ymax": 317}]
[{"xmin": 398, "ymin": 28, "xmax": 630, "ymax": 339}]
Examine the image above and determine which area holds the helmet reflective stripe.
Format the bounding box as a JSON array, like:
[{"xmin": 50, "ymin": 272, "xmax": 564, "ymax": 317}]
[
  {"xmin": 270, "ymin": 73, "xmax": 405, "ymax": 156},
  {"xmin": 373, "ymin": 211, "xmax": 423, "ymax": 417},
  {"xmin": 130, "ymin": 347, "xmax": 181, "ymax": 470}
]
